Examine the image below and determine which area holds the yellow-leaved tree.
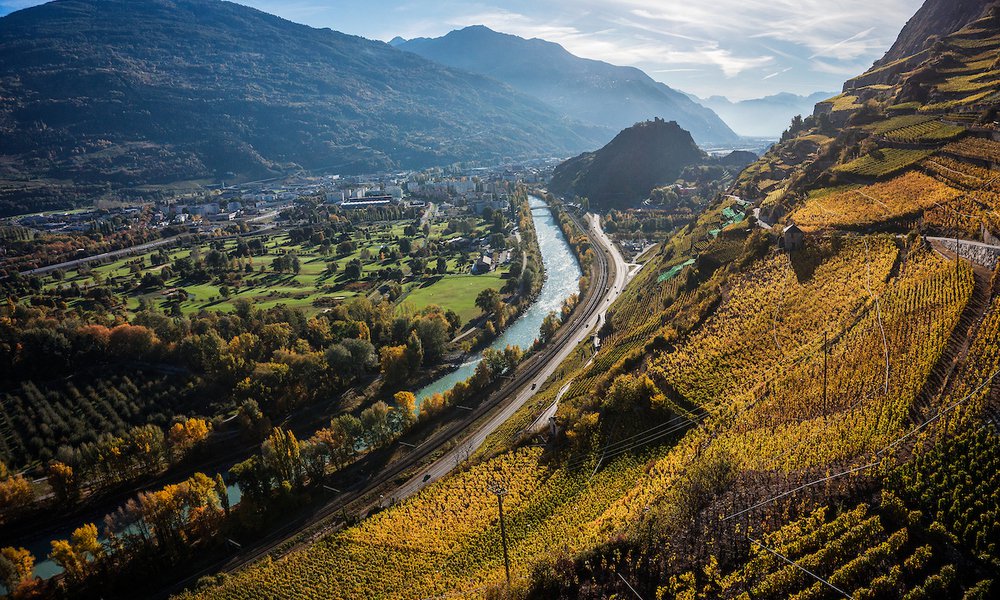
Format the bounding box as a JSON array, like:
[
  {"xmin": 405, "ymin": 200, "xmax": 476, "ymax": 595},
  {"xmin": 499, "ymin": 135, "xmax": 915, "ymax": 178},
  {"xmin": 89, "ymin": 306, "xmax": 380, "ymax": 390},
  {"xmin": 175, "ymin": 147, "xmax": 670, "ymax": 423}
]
[{"xmin": 50, "ymin": 523, "xmax": 103, "ymax": 583}]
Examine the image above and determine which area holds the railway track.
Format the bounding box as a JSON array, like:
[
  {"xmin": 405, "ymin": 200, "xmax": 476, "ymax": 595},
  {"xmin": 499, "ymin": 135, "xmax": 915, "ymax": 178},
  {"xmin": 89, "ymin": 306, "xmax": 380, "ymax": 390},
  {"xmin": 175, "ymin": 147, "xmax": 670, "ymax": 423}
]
[{"xmin": 160, "ymin": 205, "xmax": 619, "ymax": 598}]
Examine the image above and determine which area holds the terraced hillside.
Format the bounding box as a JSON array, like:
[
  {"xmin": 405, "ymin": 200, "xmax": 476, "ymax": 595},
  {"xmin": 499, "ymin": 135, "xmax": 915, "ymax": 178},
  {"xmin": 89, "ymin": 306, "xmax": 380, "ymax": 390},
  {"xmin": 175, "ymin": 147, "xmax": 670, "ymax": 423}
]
[
  {"xmin": 179, "ymin": 2, "xmax": 1000, "ymax": 599},
  {"xmin": 735, "ymin": 7, "xmax": 1000, "ymax": 239}
]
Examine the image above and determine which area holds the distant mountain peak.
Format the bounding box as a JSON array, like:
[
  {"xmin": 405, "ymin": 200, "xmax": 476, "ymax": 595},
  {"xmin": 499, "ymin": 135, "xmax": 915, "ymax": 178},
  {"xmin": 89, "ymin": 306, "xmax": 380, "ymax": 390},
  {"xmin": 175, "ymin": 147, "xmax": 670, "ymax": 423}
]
[
  {"xmin": 459, "ymin": 24, "xmax": 497, "ymax": 33},
  {"xmin": 695, "ymin": 91, "xmax": 838, "ymax": 137},
  {"xmin": 387, "ymin": 36, "xmax": 407, "ymax": 47},
  {"xmin": 0, "ymin": 0, "xmax": 604, "ymax": 213},
  {"xmin": 397, "ymin": 27, "xmax": 738, "ymax": 146},
  {"xmin": 549, "ymin": 119, "xmax": 708, "ymax": 209}
]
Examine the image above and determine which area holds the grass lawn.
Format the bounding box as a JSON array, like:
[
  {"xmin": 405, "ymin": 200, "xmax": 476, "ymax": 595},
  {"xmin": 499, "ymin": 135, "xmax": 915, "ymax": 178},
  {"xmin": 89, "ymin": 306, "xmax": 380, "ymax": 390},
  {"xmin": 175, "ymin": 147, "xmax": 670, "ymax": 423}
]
[
  {"xmin": 44, "ymin": 214, "xmax": 515, "ymax": 323},
  {"xmin": 398, "ymin": 272, "xmax": 506, "ymax": 324}
]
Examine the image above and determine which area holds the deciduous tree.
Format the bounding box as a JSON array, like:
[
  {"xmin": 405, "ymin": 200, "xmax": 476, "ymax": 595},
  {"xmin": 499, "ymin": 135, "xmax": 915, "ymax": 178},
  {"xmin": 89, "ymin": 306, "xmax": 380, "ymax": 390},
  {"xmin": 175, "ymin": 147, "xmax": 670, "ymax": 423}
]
[
  {"xmin": 0, "ymin": 546, "xmax": 34, "ymax": 594},
  {"xmin": 50, "ymin": 523, "xmax": 103, "ymax": 583},
  {"xmin": 48, "ymin": 461, "xmax": 79, "ymax": 504},
  {"xmin": 393, "ymin": 391, "xmax": 417, "ymax": 426},
  {"xmin": 360, "ymin": 401, "xmax": 392, "ymax": 448},
  {"xmin": 261, "ymin": 428, "xmax": 304, "ymax": 488},
  {"xmin": 168, "ymin": 418, "xmax": 212, "ymax": 459}
]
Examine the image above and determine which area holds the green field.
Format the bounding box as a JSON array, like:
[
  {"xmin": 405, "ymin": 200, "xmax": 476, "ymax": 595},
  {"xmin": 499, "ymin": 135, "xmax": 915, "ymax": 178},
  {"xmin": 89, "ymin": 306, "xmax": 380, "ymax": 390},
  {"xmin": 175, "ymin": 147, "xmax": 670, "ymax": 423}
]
[
  {"xmin": 397, "ymin": 272, "xmax": 507, "ymax": 323},
  {"xmin": 44, "ymin": 215, "xmax": 511, "ymax": 326}
]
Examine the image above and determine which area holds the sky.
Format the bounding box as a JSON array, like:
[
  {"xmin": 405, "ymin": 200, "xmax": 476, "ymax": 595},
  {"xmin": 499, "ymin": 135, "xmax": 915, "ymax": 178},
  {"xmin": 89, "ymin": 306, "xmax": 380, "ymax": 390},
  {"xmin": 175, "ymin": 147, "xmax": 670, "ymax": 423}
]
[{"xmin": 0, "ymin": 0, "xmax": 926, "ymax": 100}]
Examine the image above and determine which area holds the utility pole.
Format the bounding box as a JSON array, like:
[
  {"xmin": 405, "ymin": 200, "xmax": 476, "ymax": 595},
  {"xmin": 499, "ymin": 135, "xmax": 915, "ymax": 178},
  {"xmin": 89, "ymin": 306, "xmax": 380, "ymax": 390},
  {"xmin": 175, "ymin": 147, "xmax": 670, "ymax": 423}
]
[
  {"xmin": 956, "ymin": 231, "xmax": 961, "ymax": 272},
  {"xmin": 823, "ymin": 329, "xmax": 828, "ymax": 414},
  {"xmin": 487, "ymin": 478, "xmax": 512, "ymax": 587}
]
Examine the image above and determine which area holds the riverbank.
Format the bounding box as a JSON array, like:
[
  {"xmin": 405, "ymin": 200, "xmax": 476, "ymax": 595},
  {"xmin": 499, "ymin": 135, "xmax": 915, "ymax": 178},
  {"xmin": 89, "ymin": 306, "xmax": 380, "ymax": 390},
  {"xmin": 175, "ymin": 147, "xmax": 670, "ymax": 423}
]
[
  {"xmin": 7, "ymin": 193, "xmax": 582, "ymax": 592},
  {"xmin": 415, "ymin": 194, "xmax": 583, "ymax": 401}
]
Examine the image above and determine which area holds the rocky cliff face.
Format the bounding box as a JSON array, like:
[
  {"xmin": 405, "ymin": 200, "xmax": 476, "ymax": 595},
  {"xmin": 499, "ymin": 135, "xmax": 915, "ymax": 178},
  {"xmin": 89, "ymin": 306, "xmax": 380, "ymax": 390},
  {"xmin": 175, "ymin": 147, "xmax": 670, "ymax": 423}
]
[
  {"xmin": 877, "ymin": 0, "xmax": 994, "ymax": 65},
  {"xmin": 845, "ymin": 0, "xmax": 997, "ymax": 91}
]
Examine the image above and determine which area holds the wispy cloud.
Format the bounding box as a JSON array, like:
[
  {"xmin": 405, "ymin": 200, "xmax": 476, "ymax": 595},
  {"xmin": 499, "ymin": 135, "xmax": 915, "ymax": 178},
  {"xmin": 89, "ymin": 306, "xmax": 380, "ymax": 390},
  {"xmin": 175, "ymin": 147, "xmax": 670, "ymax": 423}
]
[
  {"xmin": 446, "ymin": 9, "xmax": 583, "ymax": 42},
  {"xmin": 808, "ymin": 27, "xmax": 877, "ymax": 59},
  {"xmin": 0, "ymin": 0, "xmax": 926, "ymax": 100},
  {"xmin": 763, "ymin": 67, "xmax": 793, "ymax": 81}
]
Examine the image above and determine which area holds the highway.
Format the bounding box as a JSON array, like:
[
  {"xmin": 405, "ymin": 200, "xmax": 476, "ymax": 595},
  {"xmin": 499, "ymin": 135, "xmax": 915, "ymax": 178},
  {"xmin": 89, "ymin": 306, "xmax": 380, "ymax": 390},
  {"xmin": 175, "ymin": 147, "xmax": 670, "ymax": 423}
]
[
  {"xmin": 162, "ymin": 207, "xmax": 628, "ymax": 597},
  {"xmin": 19, "ymin": 235, "xmax": 187, "ymax": 277},
  {"xmin": 17, "ymin": 217, "xmax": 279, "ymax": 277},
  {"xmin": 393, "ymin": 211, "xmax": 629, "ymax": 500}
]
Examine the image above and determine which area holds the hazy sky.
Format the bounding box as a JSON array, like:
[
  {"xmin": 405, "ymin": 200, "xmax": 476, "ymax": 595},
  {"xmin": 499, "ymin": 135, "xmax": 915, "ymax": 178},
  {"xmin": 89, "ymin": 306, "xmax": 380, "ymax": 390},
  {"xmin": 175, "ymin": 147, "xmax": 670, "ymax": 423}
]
[{"xmin": 0, "ymin": 0, "xmax": 926, "ymax": 100}]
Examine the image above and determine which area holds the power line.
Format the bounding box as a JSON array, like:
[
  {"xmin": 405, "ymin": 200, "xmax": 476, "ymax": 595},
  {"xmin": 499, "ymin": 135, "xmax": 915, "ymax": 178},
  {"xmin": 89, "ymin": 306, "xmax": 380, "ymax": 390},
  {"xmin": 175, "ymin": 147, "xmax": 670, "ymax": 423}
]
[
  {"xmin": 873, "ymin": 366, "xmax": 999, "ymax": 458},
  {"xmin": 562, "ymin": 414, "xmax": 694, "ymax": 467},
  {"xmin": 746, "ymin": 535, "xmax": 855, "ymax": 599},
  {"xmin": 724, "ymin": 461, "xmax": 878, "ymax": 523},
  {"xmin": 564, "ymin": 416, "xmax": 699, "ymax": 471},
  {"xmin": 565, "ymin": 300, "xmax": 853, "ymax": 474},
  {"xmin": 564, "ymin": 228, "xmax": 970, "ymax": 478},
  {"xmin": 617, "ymin": 572, "xmax": 646, "ymax": 600},
  {"xmin": 723, "ymin": 366, "xmax": 1000, "ymax": 522},
  {"xmin": 759, "ymin": 230, "xmax": 969, "ymax": 471},
  {"xmin": 577, "ymin": 420, "xmax": 700, "ymax": 469},
  {"xmin": 590, "ymin": 414, "xmax": 692, "ymax": 454}
]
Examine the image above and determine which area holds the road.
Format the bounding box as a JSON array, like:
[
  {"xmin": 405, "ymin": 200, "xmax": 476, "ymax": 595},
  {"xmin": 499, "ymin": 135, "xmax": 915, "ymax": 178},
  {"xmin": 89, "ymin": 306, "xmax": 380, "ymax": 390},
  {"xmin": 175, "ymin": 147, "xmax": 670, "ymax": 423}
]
[
  {"xmin": 18, "ymin": 222, "xmax": 278, "ymax": 276},
  {"xmin": 512, "ymin": 214, "xmax": 644, "ymax": 438},
  {"xmin": 419, "ymin": 202, "xmax": 435, "ymax": 228},
  {"xmin": 393, "ymin": 211, "xmax": 629, "ymax": 500},
  {"xmin": 753, "ymin": 207, "xmax": 774, "ymax": 230},
  {"xmin": 162, "ymin": 207, "xmax": 626, "ymax": 597},
  {"xmin": 926, "ymin": 236, "xmax": 1000, "ymax": 252},
  {"xmin": 19, "ymin": 235, "xmax": 186, "ymax": 276},
  {"xmin": 524, "ymin": 381, "xmax": 573, "ymax": 437}
]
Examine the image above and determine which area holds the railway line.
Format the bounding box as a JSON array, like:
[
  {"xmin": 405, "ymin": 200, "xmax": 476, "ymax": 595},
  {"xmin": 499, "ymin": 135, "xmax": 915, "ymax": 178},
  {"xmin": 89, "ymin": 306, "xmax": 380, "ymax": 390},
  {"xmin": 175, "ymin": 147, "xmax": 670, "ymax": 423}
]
[{"xmin": 161, "ymin": 205, "xmax": 624, "ymax": 598}]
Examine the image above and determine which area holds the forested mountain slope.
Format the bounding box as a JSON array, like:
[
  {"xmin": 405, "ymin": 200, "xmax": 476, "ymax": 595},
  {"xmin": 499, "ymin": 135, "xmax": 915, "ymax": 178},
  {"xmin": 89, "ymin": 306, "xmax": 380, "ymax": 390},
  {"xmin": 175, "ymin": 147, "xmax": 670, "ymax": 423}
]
[
  {"xmin": 0, "ymin": 0, "xmax": 601, "ymax": 216},
  {"xmin": 169, "ymin": 2, "xmax": 1000, "ymax": 599},
  {"xmin": 398, "ymin": 26, "xmax": 739, "ymax": 147},
  {"xmin": 549, "ymin": 119, "xmax": 706, "ymax": 209}
]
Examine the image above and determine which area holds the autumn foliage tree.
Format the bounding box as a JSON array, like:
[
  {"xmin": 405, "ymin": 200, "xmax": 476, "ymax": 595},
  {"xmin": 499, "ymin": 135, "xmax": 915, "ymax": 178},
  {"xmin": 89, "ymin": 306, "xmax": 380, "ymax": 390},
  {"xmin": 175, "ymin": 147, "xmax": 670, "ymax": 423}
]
[
  {"xmin": 393, "ymin": 391, "xmax": 417, "ymax": 427},
  {"xmin": 379, "ymin": 344, "xmax": 408, "ymax": 388},
  {"xmin": 0, "ymin": 469, "xmax": 33, "ymax": 520},
  {"xmin": 50, "ymin": 523, "xmax": 103, "ymax": 584},
  {"xmin": 168, "ymin": 418, "xmax": 213, "ymax": 460},
  {"xmin": 48, "ymin": 461, "xmax": 80, "ymax": 504},
  {"xmin": 0, "ymin": 546, "xmax": 35, "ymax": 597}
]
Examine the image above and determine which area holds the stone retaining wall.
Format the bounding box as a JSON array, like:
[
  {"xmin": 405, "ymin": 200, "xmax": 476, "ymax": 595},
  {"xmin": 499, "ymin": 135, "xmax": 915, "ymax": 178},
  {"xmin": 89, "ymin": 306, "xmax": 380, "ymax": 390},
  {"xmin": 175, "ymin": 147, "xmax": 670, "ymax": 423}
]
[{"xmin": 937, "ymin": 239, "xmax": 1000, "ymax": 270}]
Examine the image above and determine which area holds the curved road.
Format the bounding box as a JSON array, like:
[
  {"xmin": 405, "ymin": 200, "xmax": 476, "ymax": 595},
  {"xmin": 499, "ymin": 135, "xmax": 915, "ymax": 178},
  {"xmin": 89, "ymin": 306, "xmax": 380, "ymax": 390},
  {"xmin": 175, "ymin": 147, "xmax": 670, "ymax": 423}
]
[
  {"xmin": 161, "ymin": 207, "xmax": 625, "ymax": 597},
  {"xmin": 394, "ymin": 212, "xmax": 628, "ymax": 500}
]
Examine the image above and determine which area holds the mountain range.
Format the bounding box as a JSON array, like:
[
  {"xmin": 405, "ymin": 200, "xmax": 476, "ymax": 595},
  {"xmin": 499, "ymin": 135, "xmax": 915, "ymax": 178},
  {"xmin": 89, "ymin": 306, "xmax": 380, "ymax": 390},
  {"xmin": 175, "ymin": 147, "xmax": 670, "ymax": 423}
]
[
  {"xmin": 0, "ymin": 0, "xmax": 607, "ymax": 214},
  {"xmin": 692, "ymin": 92, "xmax": 837, "ymax": 138},
  {"xmin": 0, "ymin": 0, "xmax": 838, "ymax": 217},
  {"xmin": 395, "ymin": 26, "xmax": 740, "ymax": 147}
]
